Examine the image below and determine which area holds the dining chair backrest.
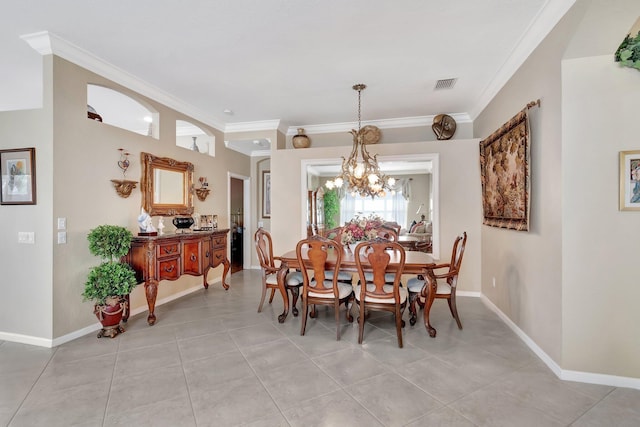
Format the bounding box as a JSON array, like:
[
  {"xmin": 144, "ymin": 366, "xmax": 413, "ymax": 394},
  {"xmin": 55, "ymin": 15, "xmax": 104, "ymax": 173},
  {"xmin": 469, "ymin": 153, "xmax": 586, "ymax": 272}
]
[
  {"xmin": 324, "ymin": 227, "xmax": 344, "ymax": 243},
  {"xmin": 296, "ymin": 235, "xmax": 343, "ymax": 297},
  {"xmin": 383, "ymin": 221, "xmax": 401, "ymax": 236},
  {"xmin": 354, "ymin": 237, "xmax": 406, "ymax": 301},
  {"xmin": 255, "ymin": 227, "xmax": 275, "ymax": 270},
  {"xmin": 447, "ymin": 232, "xmax": 467, "ymax": 287},
  {"xmin": 376, "ymin": 225, "xmax": 399, "ymax": 242}
]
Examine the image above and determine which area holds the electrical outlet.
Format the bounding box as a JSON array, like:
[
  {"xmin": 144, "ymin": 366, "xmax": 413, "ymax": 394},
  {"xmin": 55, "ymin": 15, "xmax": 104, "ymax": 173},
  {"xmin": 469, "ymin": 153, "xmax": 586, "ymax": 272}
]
[
  {"xmin": 57, "ymin": 231, "xmax": 67, "ymax": 244},
  {"xmin": 258, "ymin": 221, "xmax": 264, "ymax": 228}
]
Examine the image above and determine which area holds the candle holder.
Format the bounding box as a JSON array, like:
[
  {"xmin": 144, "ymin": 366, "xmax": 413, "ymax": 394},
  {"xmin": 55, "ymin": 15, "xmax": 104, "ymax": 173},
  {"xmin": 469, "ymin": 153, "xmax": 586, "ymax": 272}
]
[
  {"xmin": 112, "ymin": 149, "xmax": 138, "ymax": 198},
  {"xmin": 195, "ymin": 177, "xmax": 210, "ymax": 201}
]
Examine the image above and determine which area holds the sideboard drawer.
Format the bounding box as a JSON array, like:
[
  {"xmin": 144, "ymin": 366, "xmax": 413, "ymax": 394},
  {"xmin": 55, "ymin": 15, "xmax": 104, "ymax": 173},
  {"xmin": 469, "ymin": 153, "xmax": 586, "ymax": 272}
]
[
  {"xmin": 158, "ymin": 258, "xmax": 180, "ymax": 281},
  {"xmin": 183, "ymin": 241, "xmax": 202, "ymax": 275},
  {"xmin": 157, "ymin": 242, "xmax": 180, "ymax": 258},
  {"xmin": 211, "ymin": 248, "xmax": 226, "ymax": 267},
  {"xmin": 212, "ymin": 235, "xmax": 226, "ymax": 248}
]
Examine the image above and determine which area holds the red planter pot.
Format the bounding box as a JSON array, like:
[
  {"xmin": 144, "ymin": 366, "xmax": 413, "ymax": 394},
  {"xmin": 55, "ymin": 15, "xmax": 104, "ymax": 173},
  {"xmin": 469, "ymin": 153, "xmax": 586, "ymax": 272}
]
[{"xmin": 94, "ymin": 298, "xmax": 127, "ymax": 338}]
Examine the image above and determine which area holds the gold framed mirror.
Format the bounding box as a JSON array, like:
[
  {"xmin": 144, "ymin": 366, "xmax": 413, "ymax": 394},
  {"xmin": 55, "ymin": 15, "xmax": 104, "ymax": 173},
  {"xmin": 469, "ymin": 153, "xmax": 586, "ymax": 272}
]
[{"xmin": 141, "ymin": 152, "xmax": 194, "ymax": 216}]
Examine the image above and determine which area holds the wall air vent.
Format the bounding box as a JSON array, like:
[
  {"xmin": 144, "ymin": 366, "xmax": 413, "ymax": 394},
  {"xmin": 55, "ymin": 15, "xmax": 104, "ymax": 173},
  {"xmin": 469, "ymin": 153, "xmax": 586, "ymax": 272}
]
[{"xmin": 434, "ymin": 78, "xmax": 457, "ymax": 90}]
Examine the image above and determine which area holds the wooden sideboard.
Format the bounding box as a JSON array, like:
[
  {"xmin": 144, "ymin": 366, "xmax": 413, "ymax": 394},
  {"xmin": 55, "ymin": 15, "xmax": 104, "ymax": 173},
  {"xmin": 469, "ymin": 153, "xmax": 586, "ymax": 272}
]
[{"xmin": 123, "ymin": 229, "xmax": 230, "ymax": 325}]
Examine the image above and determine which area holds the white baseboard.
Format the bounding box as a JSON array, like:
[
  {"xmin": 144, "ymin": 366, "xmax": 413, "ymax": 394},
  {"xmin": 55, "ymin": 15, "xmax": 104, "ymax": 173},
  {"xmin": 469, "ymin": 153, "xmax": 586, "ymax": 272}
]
[
  {"xmin": 480, "ymin": 294, "xmax": 640, "ymax": 390},
  {"xmin": 2, "ymin": 283, "xmax": 210, "ymax": 348},
  {"xmin": 0, "ymin": 331, "xmax": 54, "ymax": 348}
]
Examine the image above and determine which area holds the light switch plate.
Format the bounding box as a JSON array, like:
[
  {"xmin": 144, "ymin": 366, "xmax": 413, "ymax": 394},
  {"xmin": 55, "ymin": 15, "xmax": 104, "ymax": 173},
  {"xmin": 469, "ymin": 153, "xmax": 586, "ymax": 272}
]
[
  {"xmin": 57, "ymin": 217, "xmax": 66, "ymax": 230},
  {"xmin": 18, "ymin": 232, "xmax": 35, "ymax": 244},
  {"xmin": 57, "ymin": 231, "xmax": 67, "ymax": 244}
]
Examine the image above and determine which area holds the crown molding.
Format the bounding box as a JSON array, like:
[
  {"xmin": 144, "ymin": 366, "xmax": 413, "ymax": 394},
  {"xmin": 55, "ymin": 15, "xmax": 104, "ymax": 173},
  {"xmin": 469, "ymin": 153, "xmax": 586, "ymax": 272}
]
[
  {"xmin": 21, "ymin": 31, "xmax": 226, "ymax": 131},
  {"xmin": 250, "ymin": 149, "xmax": 271, "ymax": 157},
  {"xmin": 286, "ymin": 113, "xmax": 472, "ymax": 135},
  {"xmin": 468, "ymin": 0, "xmax": 576, "ymax": 119},
  {"xmin": 224, "ymin": 119, "xmax": 281, "ymax": 133}
]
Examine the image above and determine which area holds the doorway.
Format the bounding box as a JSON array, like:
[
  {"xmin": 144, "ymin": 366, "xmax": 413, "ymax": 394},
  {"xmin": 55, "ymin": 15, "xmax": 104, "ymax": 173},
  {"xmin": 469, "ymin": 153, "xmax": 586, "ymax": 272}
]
[
  {"xmin": 228, "ymin": 173, "xmax": 251, "ymax": 274},
  {"xmin": 230, "ymin": 177, "xmax": 244, "ymax": 273}
]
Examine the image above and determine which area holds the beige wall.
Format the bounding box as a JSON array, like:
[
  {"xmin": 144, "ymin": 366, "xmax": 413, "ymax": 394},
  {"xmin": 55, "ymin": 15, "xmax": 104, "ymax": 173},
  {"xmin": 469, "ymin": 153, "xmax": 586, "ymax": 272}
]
[
  {"xmin": 473, "ymin": 2, "xmax": 585, "ymax": 366},
  {"xmin": 562, "ymin": 55, "xmax": 640, "ymax": 377},
  {"xmin": 270, "ymin": 139, "xmax": 483, "ymax": 294},
  {"xmin": 0, "ymin": 55, "xmax": 251, "ymax": 341},
  {"xmin": 475, "ymin": 0, "xmax": 640, "ymax": 379},
  {"xmin": 0, "ymin": 57, "xmax": 54, "ymax": 341}
]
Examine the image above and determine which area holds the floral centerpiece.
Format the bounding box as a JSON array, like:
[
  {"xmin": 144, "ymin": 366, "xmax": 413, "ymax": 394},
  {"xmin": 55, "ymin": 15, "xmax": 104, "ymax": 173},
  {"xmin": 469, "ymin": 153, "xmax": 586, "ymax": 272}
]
[{"xmin": 340, "ymin": 214, "xmax": 385, "ymax": 245}]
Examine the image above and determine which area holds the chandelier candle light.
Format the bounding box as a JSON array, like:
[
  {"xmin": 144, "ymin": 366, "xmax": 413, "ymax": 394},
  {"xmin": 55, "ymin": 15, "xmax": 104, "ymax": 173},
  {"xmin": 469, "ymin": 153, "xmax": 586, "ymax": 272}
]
[{"xmin": 325, "ymin": 84, "xmax": 395, "ymax": 198}]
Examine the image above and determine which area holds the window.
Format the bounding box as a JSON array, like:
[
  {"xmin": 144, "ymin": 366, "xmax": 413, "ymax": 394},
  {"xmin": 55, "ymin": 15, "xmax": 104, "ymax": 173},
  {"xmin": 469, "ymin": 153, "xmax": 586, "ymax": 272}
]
[{"xmin": 340, "ymin": 190, "xmax": 408, "ymax": 227}]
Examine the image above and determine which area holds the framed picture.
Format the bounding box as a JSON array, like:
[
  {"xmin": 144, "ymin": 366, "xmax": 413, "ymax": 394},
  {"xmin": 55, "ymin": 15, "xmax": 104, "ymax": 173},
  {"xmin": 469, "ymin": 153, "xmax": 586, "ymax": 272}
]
[
  {"xmin": 619, "ymin": 150, "xmax": 640, "ymax": 211},
  {"xmin": 262, "ymin": 170, "xmax": 271, "ymax": 218},
  {"xmin": 1, "ymin": 147, "xmax": 36, "ymax": 205},
  {"xmin": 199, "ymin": 214, "xmax": 214, "ymax": 229}
]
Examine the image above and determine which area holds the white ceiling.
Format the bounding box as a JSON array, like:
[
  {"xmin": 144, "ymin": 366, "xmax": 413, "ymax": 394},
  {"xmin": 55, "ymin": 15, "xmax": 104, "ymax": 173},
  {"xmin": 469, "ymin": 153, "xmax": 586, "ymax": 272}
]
[{"xmin": 1, "ymin": 1, "xmax": 575, "ymax": 137}]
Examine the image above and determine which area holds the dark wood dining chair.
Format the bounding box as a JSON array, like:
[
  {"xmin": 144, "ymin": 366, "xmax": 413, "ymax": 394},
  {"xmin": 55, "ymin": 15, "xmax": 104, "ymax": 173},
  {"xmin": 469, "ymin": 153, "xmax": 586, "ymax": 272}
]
[
  {"xmin": 362, "ymin": 226, "xmax": 401, "ymax": 285},
  {"xmin": 254, "ymin": 228, "xmax": 303, "ymax": 315},
  {"xmin": 323, "ymin": 226, "xmax": 354, "ymax": 284},
  {"xmin": 354, "ymin": 238, "xmax": 407, "ymax": 348},
  {"xmin": 297, "ymin": 235, "xmax": 354, "ymax": 340},
  {"xmin": 407, "ymin": 231, "xmax": 467, "ymax": 328}
]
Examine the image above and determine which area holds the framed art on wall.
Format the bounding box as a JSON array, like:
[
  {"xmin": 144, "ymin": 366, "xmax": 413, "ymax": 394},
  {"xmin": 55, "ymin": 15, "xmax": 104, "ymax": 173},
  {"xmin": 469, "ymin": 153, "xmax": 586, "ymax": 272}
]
[
  {"xmin": 1, "ymin": 147, "xmax": 36, "ymax": 205},
  {"xmin": 619, "ymin": 150, "xmax": 640, "ymax": 211},
  {"xmin": 262, "ymin": 170, "xmax": 271, "ymax": 218}
]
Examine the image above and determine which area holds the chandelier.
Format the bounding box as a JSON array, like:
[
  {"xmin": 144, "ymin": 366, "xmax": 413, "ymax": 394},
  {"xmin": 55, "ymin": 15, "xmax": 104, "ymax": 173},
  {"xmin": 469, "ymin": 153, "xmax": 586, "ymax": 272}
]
[{"xmin": 325, "ymin": 84, "xmax": 395, "ymax": 198}]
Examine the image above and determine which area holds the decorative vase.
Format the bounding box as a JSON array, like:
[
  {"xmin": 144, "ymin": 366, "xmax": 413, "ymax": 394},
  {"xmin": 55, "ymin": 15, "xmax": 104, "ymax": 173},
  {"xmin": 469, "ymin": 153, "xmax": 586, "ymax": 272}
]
[
  {"xmin": 173, "ymin": 216, "xmax": 195, "ymax": 231},
  {"xmin": 292, "ymin": 128, "xmax": 311, "ymax": 149},
  {"xmin": 94, "ymin": 297, "xmax": 127, "ymax": 338}
]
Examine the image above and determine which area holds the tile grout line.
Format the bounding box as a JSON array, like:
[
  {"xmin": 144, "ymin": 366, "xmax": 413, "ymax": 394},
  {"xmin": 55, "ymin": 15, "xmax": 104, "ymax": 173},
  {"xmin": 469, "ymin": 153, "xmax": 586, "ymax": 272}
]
[{"xmin": 6, "ymin": 346, "xmax": 59, "ymax": 427}]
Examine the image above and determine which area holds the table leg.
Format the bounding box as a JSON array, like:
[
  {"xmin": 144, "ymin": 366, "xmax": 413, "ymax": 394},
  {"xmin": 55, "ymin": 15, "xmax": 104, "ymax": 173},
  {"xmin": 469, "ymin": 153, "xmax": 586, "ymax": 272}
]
[
  {"xmin": 422, "ymin": 269, "xmax": 437, "ymax": 337},
  {"xmin": 145, "ymin": 280, "xmax": 158, "ymax": 326},
  {"xmin": 221, "ymin": 258, "xmax": 230, "ymax": 290},
  {"xmin": 276, "ymin": 262, "xmax": 290, "ymax": 323}
]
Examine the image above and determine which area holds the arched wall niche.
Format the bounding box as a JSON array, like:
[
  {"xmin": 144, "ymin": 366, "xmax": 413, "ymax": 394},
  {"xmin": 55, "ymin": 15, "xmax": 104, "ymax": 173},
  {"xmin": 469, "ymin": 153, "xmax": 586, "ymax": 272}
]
[
  {"xmin": 176, "ymin": 119, "xmax": 215, "ymax": 157},
  {"xmin": 86, "ymin": 84, "xmax": 158, "ymax": 138}
]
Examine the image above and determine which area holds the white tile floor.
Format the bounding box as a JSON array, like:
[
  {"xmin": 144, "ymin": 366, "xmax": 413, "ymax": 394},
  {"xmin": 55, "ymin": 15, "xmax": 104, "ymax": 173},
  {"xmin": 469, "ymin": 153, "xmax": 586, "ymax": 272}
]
[{"xmin": 1, "ymin": 269, "xmax": 639, "ymax": 426}]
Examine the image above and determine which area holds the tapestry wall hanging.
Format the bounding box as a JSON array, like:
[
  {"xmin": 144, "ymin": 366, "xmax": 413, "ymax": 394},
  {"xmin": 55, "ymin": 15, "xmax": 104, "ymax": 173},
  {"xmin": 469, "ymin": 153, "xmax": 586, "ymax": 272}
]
[{"xmin": 479, "ymin": 101, "xmax": 538, "ymax": 231}]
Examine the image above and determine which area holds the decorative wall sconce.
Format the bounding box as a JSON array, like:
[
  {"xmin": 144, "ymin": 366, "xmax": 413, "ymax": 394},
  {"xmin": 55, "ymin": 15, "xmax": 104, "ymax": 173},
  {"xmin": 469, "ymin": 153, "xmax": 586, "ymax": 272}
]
[
  {"xmin": 195, "ymin": 176, "xmax": 210, "ymax": 201},
  {"xmin": 111, "ymin": 148, "xmax": 138, "ymax": 198}
]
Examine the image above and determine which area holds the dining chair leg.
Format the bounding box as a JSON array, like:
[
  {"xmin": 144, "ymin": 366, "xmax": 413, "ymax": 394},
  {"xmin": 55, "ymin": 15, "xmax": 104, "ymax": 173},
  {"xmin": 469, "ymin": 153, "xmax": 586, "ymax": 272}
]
[
  {"xmin": 268, "ymin": 288, "xmax": 276, "ymax": 304},
  {"xmin": 408, "ymin": 291, "xmax": 418, "ymax": 325},
  {"xmin": 357, "ymin": 301, "xmax": 366, "ymax": 344},
  {"xmin": 344, "ymin": 295, "xmax": 354, "ymax": 323},
  {"xmin": 290, "ymin": 287, "xmax": 300, "ymax": 317},
  {"xmin": 448, "ymin": 294, "xmax": 463, "ymax": 329},
  {"xmin": 300, "ymin": 298, "xmax": 309, "ymax": 336},
  {"xmin": 395, "ymin": 308, "xmax": 404, "ymax": 348},
  {"xmin": 335, "ymin": 301, "xmax": 341, "ymax": 341},
  {"xmin": 258, "ymin": 284, "xmax": 268, "ymax": 313}
]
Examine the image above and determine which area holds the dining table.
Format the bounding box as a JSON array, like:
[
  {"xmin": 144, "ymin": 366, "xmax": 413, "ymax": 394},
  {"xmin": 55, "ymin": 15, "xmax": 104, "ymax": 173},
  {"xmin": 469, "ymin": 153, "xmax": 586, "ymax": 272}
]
[{"xmin": 275, "ymin": 246, "xmax": 442, "ymax": 337}]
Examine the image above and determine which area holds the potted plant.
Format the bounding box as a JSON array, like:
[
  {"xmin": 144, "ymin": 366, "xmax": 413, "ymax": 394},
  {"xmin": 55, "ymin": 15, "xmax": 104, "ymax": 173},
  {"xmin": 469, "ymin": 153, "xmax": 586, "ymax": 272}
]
[{"xmin": 83, "ymin": 225, "xmax": 138, "ymax": 338}]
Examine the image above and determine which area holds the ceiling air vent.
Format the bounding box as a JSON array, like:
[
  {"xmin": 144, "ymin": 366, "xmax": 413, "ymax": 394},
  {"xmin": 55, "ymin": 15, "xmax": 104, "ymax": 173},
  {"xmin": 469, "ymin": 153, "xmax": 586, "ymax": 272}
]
[{"xmin": 434, "ymin": 78, "xmax": 457, "ymax": 90}]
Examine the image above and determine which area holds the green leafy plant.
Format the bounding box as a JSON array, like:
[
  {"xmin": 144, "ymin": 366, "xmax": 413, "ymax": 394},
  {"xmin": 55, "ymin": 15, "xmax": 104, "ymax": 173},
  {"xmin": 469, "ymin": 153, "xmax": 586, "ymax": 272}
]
[
  {"xmin": 615, "ymin": 31, "xmax": 640, "ymax": 71},
  {"xmin": 323, "ymin": 189, "xmax": 340, "ymax": 229},
  {"xmin": 83, "ymin": 225, "xmax": 137, "ymax": 305}
]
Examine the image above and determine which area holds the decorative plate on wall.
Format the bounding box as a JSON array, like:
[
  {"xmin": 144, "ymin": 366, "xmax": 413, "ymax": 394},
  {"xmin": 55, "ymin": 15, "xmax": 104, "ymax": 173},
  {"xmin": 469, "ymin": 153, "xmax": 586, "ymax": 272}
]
[{"xmin": 432, "ymin": 114, "xmax": 456, "ymax": 140}]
